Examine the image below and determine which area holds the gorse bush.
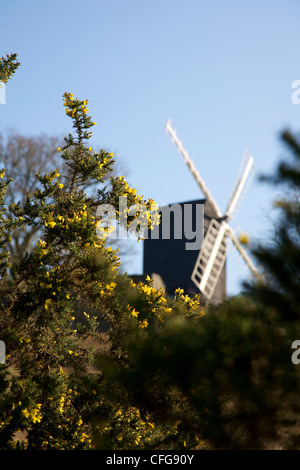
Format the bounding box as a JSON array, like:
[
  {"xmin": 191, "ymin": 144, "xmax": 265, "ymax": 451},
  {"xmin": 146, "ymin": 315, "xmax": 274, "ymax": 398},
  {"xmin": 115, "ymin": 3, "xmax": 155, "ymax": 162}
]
[{"xmin": 0, "ymin": 54, "xmax": 202, "ymax": 450}]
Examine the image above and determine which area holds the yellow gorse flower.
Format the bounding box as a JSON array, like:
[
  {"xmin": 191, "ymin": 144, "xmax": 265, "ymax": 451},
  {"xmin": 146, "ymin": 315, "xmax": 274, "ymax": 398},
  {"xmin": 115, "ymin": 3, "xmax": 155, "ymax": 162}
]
[
  {"xmin": 22, "ymin": 408, "xmax": 30, "ymax": 419},
  {"xmin": 45, "ymin": 220, "xmax": 56, "ymax": 228},
  {"xmin": 127, "ymin": 304, "xmax": 139, "ymax": 317},
  {"xmin": 139, "ymin": 319, "xmax": 148, "ymax": 328},
  {"xmin": 21, "ymin": 405, "xmax": 42, "ymax": 423}
]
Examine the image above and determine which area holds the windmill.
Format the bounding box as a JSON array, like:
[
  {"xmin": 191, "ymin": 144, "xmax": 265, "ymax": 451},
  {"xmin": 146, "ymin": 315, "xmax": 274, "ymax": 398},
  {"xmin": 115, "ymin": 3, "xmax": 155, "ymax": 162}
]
[{"xmin": 165, "ymin": 119, "xmax": 261, "ymax": 300}]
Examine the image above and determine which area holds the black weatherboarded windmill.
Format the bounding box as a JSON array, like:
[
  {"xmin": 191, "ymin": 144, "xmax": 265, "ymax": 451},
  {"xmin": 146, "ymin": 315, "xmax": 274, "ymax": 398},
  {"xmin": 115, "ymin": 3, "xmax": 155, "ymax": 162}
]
[{"xmin": 143, "ymin": 120, "xmax": 260, "ymax": 304}]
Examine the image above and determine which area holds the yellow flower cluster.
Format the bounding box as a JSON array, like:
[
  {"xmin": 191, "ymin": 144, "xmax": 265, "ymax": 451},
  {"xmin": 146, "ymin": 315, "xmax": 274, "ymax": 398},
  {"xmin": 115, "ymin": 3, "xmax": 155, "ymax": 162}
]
[
  {"xmin": 94, "ymin": 280, "xmax": 117, "ymax": 297},
  {"xmin": 43, "ymin": 206, "xmax": 92, "ymax": 235},
  {"xmin": 58, "ymin": 393, "xmax": 66, "ymax": 414},
  {"xmin": 139, "ymin": 319, "xmax": 148, "ymax": 329},
  {"xmin": 55, "ymin": 387, "xmax": 75, "ymax": 415},
  {"xmin": 174, "ymin": 288, "xmax": 202, "ymax": 312},
  {"xmin": 98, "ymin": 154, "xmax": 113, "ymax": 170},
  {"xmin": 95, "ymin": 220, "xmax": 116, "ymax": 240},
  {"xmin": 125, "ymin": 276, "xmax": 174, "ymax": 328},
  {"xmin": 112, "ymin": 176, "xmax": 160, "ymax": 232},
  {"xmin": 21, "ymin": 404, "xmax": 42, "ymax": 424},
  {"xmin": 19, "ymin": 336, "xmax": 30, "ymax": 344},
  {"xmin": 38, "ymin": 238, "xmax": 46, "ymax": 247},
  {"xmin": 106, "ymin": 281, "xmax": 117, "ymax": 291},
  {"xmin": 114, "ymin": 176, "xmax": 136, "ymax": 195},
  {"xmin": 72, "ymin": 430, "xmax": 92, "ymax": 446},
  {"xmin": 102, "ymin": 406, "xmax": 159, "ymax": 449},
  {"xmin": 137, "ymin": 280, "xmax": 168, "ymax": 310},
  {"xmin": 36, "ymin": 238, "xmax": 48, "ymax": 257},
  {"xmin": 62, "ymin": 93, "xmax": 96, "ymax": 133},
  {"xmin": 27, "ymin": 386, "xmax": 92, "ymax": 449},
  {"xmin": 45, "ymin": 219, "xmax": 56, "ymax": 229},
  {"xmin": 63, "ymin": 93, "xmax": 79, "ymax": 117},
  {"xmin": 39, "ymin": 268, "xmax": 64, "ymax": 307},
  {"xmin": 42, "ymin": 169, "xmax": 61, "ymax": 183},
  {"xmin": 81, "ymin": 103, "xmax": 89, "ymax": 114},
  {"xmin": 127, "ymin": 304, "xmax": 139, "ymax": 318}
]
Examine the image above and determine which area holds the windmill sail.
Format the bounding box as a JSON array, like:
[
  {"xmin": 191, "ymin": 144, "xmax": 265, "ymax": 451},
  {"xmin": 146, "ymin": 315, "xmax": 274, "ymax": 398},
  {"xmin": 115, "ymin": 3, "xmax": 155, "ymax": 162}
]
[
  {"xmin": 226, "ymin": 225, "xmax": 261, "ymax": 281},
  {"xmin": 165, "ymin": 120, "xmax": 222, "ymax": 218},
  {"xmin": 191, "ymin": 219, "xmax": 228, "ymax": 299},
  {"xmin": 190, "ymin": 149, "xmax": 257, "ymax": 297},
  {"xmin": 225, "ymin": 151, "xmax": 255, "ymax": 219},
  {"xmin": 166, "ymin": 119, "xmax": 260, "ymax": 301}
]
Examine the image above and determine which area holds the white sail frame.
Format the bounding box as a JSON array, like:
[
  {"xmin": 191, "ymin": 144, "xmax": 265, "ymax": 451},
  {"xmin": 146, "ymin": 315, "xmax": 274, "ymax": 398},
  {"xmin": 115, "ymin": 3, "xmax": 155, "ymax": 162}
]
[{"xmin": 166, "ymin": 119, "xmax": 260, "ymax": 299}]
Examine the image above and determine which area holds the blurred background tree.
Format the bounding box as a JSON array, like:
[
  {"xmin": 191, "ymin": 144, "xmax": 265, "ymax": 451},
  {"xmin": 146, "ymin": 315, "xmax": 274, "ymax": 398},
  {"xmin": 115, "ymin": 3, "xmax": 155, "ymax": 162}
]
[
  {"xmin": 0, "ymin": 131, "xmax": 63, "ymax": 263},
  {"xmin": 0, "ymin": 130, "xmax": 134, "ymax": 269}
]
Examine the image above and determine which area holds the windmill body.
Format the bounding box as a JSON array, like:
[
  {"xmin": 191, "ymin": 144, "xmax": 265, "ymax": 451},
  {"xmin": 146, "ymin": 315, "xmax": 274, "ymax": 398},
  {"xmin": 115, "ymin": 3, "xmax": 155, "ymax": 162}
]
[{"xmin": 143, "ymin": 197, "xmax": 226, "ymax": 303}]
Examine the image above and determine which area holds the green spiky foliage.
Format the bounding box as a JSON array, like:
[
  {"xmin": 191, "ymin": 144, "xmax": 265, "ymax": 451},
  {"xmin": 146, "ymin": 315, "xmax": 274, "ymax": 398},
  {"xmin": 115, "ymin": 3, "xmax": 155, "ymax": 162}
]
[{"xmin": 0, "ymin": 61, "xmax": 204, "ymax": 448}]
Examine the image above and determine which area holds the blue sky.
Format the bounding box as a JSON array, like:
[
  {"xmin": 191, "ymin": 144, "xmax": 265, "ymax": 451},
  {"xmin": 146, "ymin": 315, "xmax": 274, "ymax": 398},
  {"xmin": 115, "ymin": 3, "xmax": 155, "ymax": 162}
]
[{"xmin": 1, "ymin": 0, "xmax": 300, "ymax": 296}]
